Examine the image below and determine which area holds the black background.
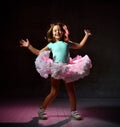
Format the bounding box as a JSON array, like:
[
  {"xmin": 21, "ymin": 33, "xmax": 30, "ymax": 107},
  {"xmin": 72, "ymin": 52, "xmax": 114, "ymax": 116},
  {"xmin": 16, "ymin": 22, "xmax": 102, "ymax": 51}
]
[{"xmin": 0, "ymin": 0, "xmax": 120, "ymax": 99}]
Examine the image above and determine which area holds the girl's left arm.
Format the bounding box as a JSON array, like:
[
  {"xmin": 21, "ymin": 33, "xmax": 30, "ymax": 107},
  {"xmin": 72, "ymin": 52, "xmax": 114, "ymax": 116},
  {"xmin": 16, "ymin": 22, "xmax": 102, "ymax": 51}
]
[{"xmin": 71, "ymin": 29, "xmax": 92, "ymax": 49}]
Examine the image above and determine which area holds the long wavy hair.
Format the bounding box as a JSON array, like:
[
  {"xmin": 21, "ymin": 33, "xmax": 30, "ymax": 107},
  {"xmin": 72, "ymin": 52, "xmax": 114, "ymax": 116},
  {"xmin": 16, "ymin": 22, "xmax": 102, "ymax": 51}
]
[{"xmin": 46, "ymin": 22, "xmax": 70, "ymax": 42}]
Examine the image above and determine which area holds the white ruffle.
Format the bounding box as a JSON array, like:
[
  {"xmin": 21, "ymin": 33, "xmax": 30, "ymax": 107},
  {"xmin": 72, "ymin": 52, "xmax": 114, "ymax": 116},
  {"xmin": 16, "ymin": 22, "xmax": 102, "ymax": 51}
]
[{"xmin": 35, "ymin": 51, "xmax": 92, "ymax": 83}]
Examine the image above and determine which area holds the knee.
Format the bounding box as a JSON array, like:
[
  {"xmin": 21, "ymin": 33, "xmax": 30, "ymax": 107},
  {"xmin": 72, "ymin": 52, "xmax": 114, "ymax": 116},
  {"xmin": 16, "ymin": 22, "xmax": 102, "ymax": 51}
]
[{"xmin": 50, "ymin": 89, "xmax": 59, "ymax": 97}]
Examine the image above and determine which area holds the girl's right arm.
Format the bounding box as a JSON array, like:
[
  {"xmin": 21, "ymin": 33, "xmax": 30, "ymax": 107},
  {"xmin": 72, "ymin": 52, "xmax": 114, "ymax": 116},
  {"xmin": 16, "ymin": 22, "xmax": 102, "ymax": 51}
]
[{"xmin": 19, "ymin": 38, "xmax": 49, "ymax": 56}]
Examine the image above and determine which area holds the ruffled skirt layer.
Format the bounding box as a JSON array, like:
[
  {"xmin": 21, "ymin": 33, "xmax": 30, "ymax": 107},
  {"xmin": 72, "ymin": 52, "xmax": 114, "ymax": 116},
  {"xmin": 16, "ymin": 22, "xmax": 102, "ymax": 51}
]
[{"xmin": 35, "ymin": 51, "xmax": 92, "ymax": 83}]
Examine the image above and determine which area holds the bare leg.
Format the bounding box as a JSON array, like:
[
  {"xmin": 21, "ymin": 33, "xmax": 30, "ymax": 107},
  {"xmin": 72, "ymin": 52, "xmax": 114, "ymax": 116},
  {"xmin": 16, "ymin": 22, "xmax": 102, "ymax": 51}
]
[
  {"xmin": 65, "ymin": 81, "xmax": 77, "ymax": 111},
  {"xmin": 40, "ymin": 77, "xmax": 60, "ymax": 109},
  {"xmin": 65, "ymin": 82, "xmax": 82, "ymax": 120}
]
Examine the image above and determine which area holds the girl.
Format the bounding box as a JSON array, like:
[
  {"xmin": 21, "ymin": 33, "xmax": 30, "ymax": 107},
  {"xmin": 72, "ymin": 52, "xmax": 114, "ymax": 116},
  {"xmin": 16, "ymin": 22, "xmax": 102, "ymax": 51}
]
[{"xmin": 19, "ymin": 22, "xmax": 92, "ymax": 120}]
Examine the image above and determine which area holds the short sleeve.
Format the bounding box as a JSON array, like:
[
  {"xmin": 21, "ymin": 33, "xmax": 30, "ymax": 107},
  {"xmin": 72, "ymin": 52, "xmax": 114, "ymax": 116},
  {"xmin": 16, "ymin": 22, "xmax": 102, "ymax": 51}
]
[{"xmin": 47, "ymin": 42, "xmax": 53, "ymax": 49}]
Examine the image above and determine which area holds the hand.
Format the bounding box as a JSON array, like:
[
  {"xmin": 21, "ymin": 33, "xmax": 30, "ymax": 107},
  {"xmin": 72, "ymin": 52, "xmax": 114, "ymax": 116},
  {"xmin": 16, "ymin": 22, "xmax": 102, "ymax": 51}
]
[
  {"xmin": 84, "ymin": 29, "xmax": 92, "ymax": 36},
  {"xmin": 19, "ymin": 38, "xmax": 30, "ymax": 48}
]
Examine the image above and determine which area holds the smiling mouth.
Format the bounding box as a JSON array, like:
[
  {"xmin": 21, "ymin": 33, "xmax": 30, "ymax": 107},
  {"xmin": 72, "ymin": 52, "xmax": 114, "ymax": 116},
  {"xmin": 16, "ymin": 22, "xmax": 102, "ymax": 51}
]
[{"xmin": 55, "ymin": 35, "xmax": 60, "ymax": 37}]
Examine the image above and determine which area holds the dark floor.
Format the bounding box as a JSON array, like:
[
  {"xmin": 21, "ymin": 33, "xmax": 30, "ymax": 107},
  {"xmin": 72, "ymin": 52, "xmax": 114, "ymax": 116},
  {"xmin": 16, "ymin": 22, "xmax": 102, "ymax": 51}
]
[{"xmin": 0, "ymin": 97, "xmax": 120, "ymax": 127}]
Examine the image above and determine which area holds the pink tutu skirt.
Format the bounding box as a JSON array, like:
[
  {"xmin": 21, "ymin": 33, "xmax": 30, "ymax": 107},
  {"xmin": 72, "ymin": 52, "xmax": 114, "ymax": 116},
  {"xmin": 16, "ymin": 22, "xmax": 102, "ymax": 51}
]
[{"xmin": 35, "ymin": 51, "xmax": 92, "ymax": 83}]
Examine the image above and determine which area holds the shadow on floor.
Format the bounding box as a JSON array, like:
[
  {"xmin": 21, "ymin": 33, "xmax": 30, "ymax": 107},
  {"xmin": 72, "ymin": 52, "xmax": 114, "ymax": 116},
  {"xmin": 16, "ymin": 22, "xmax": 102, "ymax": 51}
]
[
  {"xmin": 0, "ymin": 117, "xmax": 71, "ymax": 127},
  {"xmin": 0, "ymin": 104, "xmax": 120, "ymax": 127}
]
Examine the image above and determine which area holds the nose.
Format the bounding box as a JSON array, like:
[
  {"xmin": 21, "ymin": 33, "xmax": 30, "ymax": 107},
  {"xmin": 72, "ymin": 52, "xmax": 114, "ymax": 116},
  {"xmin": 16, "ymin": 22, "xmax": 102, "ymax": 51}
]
[{"xmin": 56, "ymin": 30, "xmax": 59, "ymax": 33}]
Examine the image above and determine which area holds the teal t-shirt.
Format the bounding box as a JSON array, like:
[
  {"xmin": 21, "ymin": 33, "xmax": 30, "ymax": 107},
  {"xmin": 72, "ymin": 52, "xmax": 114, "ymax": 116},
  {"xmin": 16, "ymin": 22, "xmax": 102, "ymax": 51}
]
[{"xmin": 47, "ymin": 41, "xmax": 72, "ymax": 63}]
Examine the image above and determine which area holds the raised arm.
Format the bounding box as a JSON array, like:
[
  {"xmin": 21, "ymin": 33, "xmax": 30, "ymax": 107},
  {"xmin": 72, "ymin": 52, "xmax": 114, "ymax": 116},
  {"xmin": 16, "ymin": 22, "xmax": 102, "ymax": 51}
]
[
  {"xmin": 71, "ymin": 29, "xmax": 92, "ymax": 49},
  {"xmin": 19, "ymin": 38, "xmax": 49, "ymax": 55}
]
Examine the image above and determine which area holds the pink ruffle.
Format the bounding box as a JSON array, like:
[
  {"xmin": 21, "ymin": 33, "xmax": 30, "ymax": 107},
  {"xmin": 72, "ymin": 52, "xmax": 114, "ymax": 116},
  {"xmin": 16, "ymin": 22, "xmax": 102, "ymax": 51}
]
[{"xmin": 35, "ymin": 51, "xmax": 92, "ymax": 83}]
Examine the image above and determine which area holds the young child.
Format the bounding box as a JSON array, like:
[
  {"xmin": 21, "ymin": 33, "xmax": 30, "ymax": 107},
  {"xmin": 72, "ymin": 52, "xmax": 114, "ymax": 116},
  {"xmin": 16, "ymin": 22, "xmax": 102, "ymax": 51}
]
[{"xmin": 19, "ymin": 22, "xmax": 92, "ymax": 120}]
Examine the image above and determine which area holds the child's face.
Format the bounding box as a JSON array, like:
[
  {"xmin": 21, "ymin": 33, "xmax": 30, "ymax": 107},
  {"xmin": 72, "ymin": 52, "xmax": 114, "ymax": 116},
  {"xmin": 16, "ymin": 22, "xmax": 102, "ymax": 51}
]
[{"xmin": 52, "ymin": 25, "xmax": 63, "ymax": 41}]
